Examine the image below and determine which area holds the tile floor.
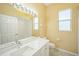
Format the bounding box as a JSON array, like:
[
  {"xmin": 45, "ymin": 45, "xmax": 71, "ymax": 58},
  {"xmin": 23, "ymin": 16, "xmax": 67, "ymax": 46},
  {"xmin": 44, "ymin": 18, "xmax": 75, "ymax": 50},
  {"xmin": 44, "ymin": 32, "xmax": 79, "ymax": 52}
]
[{"xmin": 49, "ymin": 48, "xmax": 75, "ymax": 56}]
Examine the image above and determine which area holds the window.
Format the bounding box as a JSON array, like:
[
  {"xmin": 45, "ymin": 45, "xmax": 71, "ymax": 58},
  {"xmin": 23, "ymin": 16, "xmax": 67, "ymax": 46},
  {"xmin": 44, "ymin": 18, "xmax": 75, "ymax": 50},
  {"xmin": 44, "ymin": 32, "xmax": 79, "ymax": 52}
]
[
  {"xmin": 59, "ymin": 9, "xmax": 71, "ymax": 31},
  {"xmin": 33, "ymin": 17, "xmax": 38, "ymax": 30}
]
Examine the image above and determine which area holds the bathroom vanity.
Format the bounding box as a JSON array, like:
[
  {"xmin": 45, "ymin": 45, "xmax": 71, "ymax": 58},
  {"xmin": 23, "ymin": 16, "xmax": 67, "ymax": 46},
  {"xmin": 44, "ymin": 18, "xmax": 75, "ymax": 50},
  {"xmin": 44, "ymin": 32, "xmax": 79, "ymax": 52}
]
[
  {"xmin": 0, "ymin": 37, "xmax": 49, "ymax": 56},
  {"xmin": 0, "ymin": 14, "xmax": 49, "ymax": 56}
]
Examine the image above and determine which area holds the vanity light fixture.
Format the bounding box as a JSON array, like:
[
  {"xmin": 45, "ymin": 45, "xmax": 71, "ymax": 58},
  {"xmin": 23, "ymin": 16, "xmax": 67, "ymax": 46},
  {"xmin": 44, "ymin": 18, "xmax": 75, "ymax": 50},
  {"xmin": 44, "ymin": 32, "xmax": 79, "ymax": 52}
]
[{"xmin": 10, "ymin": 3, "xmax": 38, "ymax": 17}]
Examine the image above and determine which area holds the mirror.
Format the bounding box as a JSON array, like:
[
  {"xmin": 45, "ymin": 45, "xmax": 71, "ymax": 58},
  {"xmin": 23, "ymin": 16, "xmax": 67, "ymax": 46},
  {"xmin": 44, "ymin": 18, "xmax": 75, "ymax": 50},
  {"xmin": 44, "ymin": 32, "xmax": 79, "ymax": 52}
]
[
  {"xmin": 0, "ymin": 14, "xmax": 32, "ymax": 44},
  {"xmin": 17, "ymin": 17, "xmax": 32, "ymax": 40}
]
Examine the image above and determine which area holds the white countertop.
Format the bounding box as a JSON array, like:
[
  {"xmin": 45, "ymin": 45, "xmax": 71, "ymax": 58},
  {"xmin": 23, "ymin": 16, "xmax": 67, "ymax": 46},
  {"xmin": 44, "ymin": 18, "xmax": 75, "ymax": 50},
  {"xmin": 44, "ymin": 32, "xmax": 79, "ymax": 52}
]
[{"xmin": 0, "ymin": 37, "xmax": 49, "ymax": 56}]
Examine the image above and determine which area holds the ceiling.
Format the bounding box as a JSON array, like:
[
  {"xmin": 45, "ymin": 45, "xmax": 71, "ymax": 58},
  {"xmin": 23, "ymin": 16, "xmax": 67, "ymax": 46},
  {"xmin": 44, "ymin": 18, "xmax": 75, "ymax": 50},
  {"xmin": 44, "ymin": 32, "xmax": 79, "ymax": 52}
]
[{"xmin": 43, "ymin": 3, "xmax": 52, "ymax": 6}]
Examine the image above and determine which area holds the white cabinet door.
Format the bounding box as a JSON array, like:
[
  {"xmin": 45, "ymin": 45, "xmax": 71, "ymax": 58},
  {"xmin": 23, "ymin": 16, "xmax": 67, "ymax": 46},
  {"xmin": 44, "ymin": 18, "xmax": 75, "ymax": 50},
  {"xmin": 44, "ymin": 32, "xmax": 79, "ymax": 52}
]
[
  {"xmin": 40, "ymin": 43, "xmax": 49, "ymax": 56},
  {"xmin": 44, "ymin": 43, "xmax": 49, "ymax": 56},
  {"xmin": 33, "ymin": 43, "xmax": 49, "ymax": 56}
]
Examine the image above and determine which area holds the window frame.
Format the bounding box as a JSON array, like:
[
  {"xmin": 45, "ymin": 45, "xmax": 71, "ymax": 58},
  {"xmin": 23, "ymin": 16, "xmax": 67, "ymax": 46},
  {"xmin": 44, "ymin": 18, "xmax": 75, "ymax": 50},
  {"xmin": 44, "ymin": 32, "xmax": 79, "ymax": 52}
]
[{"xmin": 58, "ymin": 9, "xmax": 72, "ymax": 32}]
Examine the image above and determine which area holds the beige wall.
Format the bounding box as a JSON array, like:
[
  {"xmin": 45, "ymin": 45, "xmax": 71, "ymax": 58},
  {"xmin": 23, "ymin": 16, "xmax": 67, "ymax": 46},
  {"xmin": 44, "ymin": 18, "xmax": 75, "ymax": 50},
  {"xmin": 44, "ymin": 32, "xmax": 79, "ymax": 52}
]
[{"xmin": 46, "ymin": 4, "xmax": 79, "ymax": 53}]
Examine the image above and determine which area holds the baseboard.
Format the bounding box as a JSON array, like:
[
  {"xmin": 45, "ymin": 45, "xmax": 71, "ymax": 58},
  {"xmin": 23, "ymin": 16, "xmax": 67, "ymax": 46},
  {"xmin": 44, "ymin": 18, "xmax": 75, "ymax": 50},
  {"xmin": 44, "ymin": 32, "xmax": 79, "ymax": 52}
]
[{"xmin": 56, "ymin": 48, "xmax": 77, "ymax": 56}]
